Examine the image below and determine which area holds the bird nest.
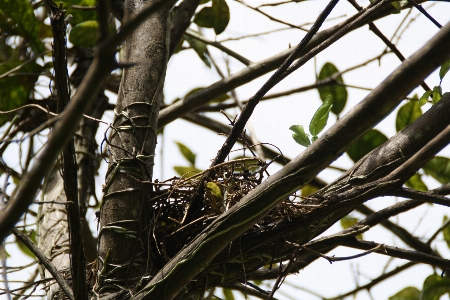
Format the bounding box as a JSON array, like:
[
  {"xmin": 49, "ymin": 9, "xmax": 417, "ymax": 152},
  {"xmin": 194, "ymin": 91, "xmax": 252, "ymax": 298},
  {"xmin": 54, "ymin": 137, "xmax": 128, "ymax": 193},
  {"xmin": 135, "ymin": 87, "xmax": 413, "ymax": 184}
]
[{"xmin": 148, "ymin": 153, "xmax": 309, "ymax": 262}]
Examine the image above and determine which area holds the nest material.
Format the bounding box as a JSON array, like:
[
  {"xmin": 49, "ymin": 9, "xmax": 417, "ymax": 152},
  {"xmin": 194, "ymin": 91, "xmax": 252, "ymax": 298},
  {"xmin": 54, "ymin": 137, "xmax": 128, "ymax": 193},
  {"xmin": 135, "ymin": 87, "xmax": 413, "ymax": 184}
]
[{"xmin": 149, "ymin": 156, "xmax": 310, "ymax": 262}]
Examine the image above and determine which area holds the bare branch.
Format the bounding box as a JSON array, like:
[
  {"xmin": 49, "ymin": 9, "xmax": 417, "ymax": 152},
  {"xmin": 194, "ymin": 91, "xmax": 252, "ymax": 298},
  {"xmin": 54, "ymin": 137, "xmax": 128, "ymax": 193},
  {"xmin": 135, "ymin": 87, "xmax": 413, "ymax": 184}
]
[
  {"xmin": 347, "ymin": 0, "xmax": 430, "ymax": 91},
  {"xmin": 236, "ymin": 0, "xmax": 308, "ymax": 31},
  {"xmin": 169, "ymin": 0, "xmax": 201, "ymax": 57},
  {"xmin": 12, "ymin": 229, "xmax": 74, "ymax": 300},
  {"xmin": 325, "ymin": 262, "xmax": 416, "ymax": 300},
  {"xmin": 407, "ymin": 0, "xmax": 442, "ymax": 28},
  {"xmin": 342, "ymin": 239, "xmax": 450, "ymax": 269},
  {"xmin": 389, "ymin": 188, "xmax": 450, "ymax": 207},
  {"xmin": 185, "ymin": 29, "xmax": 252, "ymax": 65}
]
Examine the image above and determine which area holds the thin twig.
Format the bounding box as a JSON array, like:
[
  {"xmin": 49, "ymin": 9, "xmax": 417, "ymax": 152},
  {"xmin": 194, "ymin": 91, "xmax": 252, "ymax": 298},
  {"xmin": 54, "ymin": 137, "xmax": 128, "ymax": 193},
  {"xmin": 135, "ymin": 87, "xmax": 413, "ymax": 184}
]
[
  {"xmin": 347, "ymin": 0, "xmax": 430, "ymax": 91},
  {"xmin": 12, "ymin": 229, "xmax": 74, "ymax": 300},
  {"xmin": 326, "ymin": 262, "xmax": 416, "ymax": 300},
  {"xmin": 217, "ymin": 14, "xmax": 347, "ymax": 42},
  {"xmin": 185, "ymin": 30, "xmax": 252, "ymax": 65},
  {"xmin": 212, "ymin": 0, "xmax": 341, "ymax": 166},
  {"xmin": 0, "ymin": 51, "xmax": 50, "ymax": 80},
  {"xmin": 407, "ymin": 0, "xmax": 442, "ymax": 28},
  {"xmin": 389, "ymin": 188, "xmax": 450, "ymax": 207},
  {"xmin": 236, "ymin": 0, "xmax": 308, "ymax": 32}
]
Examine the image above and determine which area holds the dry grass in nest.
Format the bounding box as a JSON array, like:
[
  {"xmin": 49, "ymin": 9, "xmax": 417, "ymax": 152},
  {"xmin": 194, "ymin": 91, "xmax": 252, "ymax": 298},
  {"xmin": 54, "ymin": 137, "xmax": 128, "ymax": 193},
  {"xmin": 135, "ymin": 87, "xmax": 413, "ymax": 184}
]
[{"xmin": 148, "ymin": 154, "xmax": 310, "ymax": 261}]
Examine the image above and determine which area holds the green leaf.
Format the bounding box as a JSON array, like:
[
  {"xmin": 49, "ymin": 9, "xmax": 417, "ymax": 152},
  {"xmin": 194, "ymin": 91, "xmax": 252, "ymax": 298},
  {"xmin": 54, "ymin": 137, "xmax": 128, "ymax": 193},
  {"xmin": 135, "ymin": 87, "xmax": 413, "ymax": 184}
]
[
  {"xmin": 289, "ymin": 125, "xmax": 311, "ymax": 147},
  {"xmin": 0, "ymin": 0, "xmax": 44, "ymax": 53},
  {"xmin": 69, "ymin": 20, "xmax": 98, "ymax": 48},
  {"xmin": 174, "ymin": 166, "xmax": 201, "ymax": 177},
  {"xmin": 389, "ymin": 286, "xmax": 420, "ymax": 300},
  {"xmin": 442, "ymin": 216, "xmax": 450, "ymax": 249},
  {"xmin": 432, "ymin": 86, "xmax": 442, "ymax": 105},
  {"xmin": 391, "ymin": 0, "xmax": 408, "ymax": 12},
  {"xmin": 396, "ymin": 97, "xmax": 422, "ymax": 132},
  {"xmin": 419, "ymin": 90, "xmax": 432, "ymax": 107},
  {"xmin": 206, "ymin": 182, "xmax": 222, "ymax": 199},
  {"xmin": 183, "ymin": 34, "xmax": 211, "ymax": 67},
  {"xmin": 223, "ymin": 288, "xmax": 235, "ymax": 300},
  {"xmin": 0, "ymin": 60, "xmax": 43, "ymax": 126},
  {"xmin": 309, "ymin": 95, "xmax": 333, "ymax": 137},
  {"xmin": 347, "ymin": 129, "xmax": 388, "ymax": 163},
  {"xmin": 340, "ymin": 215, "xmax": 362, "ymax": 239},
  {"xmin": 194, "ymin": 7, "xmax": 215, "ymax": 28},
  {"xmin": 175, "ymin": 142, "xmax": 196, "ymax": 165},
  {"xmin": 420, "ymin": 274, "xmax": 450, "ymax": 300},
  {"xmin": 317, "ymin": 62, "xmax": 348, "ymax": 115},
  {"xmin": 63, "ymin": 0, "xmax": 97, "ymax": 26},
  {"xmin": 423, "ymin": 157, "xmax": 450, "ymax": 184},
  {"xmin": 439, "ymin": 59, "xmax": 450, "ymax": 81},
  {"xmin": 405, "ymin": 174, "xmax": 428, "ymax": 192},
  {"xmin": 16, "ymin": 230, "xmax": 36, "ymax": 259},
  {"xmin": 212, "ymin": 0, "xmax": 230, "ymax": 35},
  {"xmin": 193, "ymin": 0, "xmax": 230, "ymax": 35}
]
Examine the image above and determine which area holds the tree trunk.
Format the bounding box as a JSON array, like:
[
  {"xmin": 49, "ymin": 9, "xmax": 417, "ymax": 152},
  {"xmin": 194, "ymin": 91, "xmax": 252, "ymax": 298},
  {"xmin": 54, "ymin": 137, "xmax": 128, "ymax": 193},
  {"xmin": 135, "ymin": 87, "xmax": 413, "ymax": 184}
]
[{"xmin": 95, "ymin": 1, "xmax": 173, "ymax": 297}]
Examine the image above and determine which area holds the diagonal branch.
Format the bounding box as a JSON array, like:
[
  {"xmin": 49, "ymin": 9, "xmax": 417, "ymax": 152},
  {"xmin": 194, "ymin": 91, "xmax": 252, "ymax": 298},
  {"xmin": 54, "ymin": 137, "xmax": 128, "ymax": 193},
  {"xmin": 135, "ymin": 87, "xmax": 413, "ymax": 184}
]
[
  {"xmin": 132, "ymin": 16, "xmax": 450, "ymax": 300},
  {"xmin": 325, "ymin": 262, "xmax": 416, "ymax": 300},
  {"xmin": 13, "ymin": 229, "xmax": 74, "ymax": 300},
  {"xmin": 389, "ymin": 188, "xmax": 450, "ymax": 206},
  {"xmin": 169, "ymin": 0, "xmax": 201, "ymax": 57},
  {"xmin": 347, "ymin": 0, "xmax": 430, "ymax": 91},
  {"xmin": 157, "ymin": 0, "xmax": 425, "ymax": 128}
]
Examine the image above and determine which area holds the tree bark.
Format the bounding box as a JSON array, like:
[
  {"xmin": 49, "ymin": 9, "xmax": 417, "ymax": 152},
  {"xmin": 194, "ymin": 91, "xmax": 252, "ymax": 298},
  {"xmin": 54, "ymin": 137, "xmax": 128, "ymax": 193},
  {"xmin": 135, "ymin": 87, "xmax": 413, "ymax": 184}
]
[{"xmin": 95, "ymin": 0, "xmax": 173, "ymax": 297}]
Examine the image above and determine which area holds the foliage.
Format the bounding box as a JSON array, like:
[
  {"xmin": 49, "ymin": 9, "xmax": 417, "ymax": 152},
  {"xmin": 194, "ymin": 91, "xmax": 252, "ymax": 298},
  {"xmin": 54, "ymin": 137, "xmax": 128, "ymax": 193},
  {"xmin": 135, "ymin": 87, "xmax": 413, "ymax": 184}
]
[
  {"xmin": 346, "ymin": 129, "xmax": 388, "ymax": 163},
  {"xmin": 194, "ymin": 0, "xmax": 230, "ymax": 35},
  {"xmin": 290, "ymin": 95, "xmax": 333, "ymax": 146},
  {"xmin": 317, "ymin": 62, "xmax": 347, "ymax": 115}
]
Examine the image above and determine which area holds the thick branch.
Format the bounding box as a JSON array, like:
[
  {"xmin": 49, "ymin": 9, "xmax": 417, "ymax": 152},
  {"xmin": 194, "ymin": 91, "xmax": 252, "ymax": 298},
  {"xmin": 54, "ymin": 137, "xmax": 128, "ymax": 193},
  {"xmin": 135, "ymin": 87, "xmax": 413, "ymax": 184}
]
[{"xmin": 133, "ymin": 17, "xmax": 450, "ymax": 300}]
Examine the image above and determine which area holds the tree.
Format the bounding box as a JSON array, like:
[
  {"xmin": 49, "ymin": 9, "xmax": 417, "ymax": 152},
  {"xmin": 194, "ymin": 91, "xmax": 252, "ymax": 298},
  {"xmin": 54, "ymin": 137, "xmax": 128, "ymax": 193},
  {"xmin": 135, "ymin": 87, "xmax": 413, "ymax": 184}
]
[{"xmin": 0, "ymin": 0, "xmax": 450, "ymax": 299}]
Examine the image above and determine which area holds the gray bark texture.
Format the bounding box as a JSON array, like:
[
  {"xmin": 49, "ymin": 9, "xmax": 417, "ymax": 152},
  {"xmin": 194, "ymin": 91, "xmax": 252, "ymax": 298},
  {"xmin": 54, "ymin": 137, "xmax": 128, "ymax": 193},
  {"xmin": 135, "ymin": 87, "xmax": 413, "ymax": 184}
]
[{"xmin": 95, "ymin": 0, "xmax": 173, "ymax": 297}]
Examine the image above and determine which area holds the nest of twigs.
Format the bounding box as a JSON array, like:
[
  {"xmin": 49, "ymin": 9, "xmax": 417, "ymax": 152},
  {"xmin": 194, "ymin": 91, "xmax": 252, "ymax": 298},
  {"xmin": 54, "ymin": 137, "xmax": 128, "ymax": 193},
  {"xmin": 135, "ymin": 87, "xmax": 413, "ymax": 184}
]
[{"xmin": 148, "ymin": 152, "xmax": 308, "ymax": 265}]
